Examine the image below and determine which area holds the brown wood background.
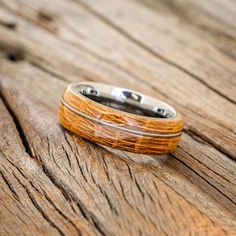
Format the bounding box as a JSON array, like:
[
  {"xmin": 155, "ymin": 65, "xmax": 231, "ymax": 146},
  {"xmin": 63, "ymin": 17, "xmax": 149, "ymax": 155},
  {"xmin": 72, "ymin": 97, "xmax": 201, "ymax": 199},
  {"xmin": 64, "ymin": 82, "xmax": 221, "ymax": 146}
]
[{"xmin": 0, "ymin": 0, "xmax": 236, "ymax": 235}]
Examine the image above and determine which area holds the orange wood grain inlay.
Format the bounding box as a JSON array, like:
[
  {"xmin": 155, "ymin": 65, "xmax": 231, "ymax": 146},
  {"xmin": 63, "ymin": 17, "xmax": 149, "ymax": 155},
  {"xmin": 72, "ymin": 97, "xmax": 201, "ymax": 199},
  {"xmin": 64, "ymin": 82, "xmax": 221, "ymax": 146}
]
[{"xmin": 58, "ymin": 83, "xmax": 183, "ymax": 154}]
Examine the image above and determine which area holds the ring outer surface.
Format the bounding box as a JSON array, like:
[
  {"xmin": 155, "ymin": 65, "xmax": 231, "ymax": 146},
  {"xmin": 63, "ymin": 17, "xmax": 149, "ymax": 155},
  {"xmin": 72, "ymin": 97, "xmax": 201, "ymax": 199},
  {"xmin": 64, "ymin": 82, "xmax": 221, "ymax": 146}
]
[{"xmin": 58, "ymin": 83, "xmax": 183, "ymax": 154}]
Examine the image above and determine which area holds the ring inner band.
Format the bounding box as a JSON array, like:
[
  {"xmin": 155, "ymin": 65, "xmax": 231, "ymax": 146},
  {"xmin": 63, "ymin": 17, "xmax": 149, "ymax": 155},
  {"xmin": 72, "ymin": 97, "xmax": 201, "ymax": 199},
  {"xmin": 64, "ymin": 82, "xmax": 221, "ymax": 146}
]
[{"xmin": 74, "ymin": 84, "xmax": 177, "ymax": 119}]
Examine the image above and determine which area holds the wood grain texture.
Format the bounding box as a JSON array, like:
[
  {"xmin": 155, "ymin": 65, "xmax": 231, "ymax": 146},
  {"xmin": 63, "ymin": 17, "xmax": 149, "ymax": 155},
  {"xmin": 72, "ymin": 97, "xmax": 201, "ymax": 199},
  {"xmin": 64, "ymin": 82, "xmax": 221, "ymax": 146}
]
[
  {"xmin": 0, "ymin": 0, "xmax": 236, "ymax": 235},
  {"xmin": 0, "ymin": 80, "xmax": 233, "ymax": 236},
  {"xmin": 59, "ymin": 83, "xmax": 183, "ymax": 154},
  {"xmin": 0, "ymin": 0, "xmax": 235, "ymax": 162}
]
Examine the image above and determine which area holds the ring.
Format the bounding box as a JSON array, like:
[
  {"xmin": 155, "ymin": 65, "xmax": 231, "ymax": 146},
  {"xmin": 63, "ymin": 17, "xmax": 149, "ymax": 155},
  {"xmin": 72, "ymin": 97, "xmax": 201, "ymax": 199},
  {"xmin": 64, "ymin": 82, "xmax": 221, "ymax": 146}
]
[{"xmin": 58, "ymin": 82, "xmax": 183, "ymax": 154}]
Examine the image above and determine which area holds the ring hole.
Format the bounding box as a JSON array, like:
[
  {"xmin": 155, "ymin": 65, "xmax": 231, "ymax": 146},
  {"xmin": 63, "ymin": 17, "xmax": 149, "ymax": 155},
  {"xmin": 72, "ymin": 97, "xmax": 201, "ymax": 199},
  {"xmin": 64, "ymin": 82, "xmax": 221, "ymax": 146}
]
[{"xmin": 76, "ymin": 84, "xmax": 175, "ymax": 118}]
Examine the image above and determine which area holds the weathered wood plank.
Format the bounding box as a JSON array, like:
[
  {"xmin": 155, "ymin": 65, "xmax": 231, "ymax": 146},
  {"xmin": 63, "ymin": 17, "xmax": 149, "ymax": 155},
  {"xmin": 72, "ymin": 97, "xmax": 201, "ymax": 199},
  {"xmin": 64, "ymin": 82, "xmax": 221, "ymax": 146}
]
[
  {"xmin": 0, "ymin": 1, "xmax": 235, "ymax": 133},
  {"xmin": 76, "ymin": 0, "xmax": 236, "ymax": 104},
  {"xmin": 0, "ymin": 4, "xmax": 235, "ymax": 161},
  {"xmin": 137, "ymin": 0, "xmax": 236, "ymax": 43},
  {"xmin": 0, "ymin": 79, "xmax": 234, "ymax": 235},
  {"xmin": 0, "ymin": 0, "xmax": 236, "ymax": 234},
  {"xmin": 0, "ymin": 56, "xmax": 236, "ymax": 232},
  {"xmin": 0, "ymin": 0, "xmax": 235, "ymax": 215},
  {"xmin": 135, "ymin": 0, "xmax": 236, "ymax": 66},
  {"xmin": 0, "ymin": 99, "xmax": 99, "ymax": 236}
]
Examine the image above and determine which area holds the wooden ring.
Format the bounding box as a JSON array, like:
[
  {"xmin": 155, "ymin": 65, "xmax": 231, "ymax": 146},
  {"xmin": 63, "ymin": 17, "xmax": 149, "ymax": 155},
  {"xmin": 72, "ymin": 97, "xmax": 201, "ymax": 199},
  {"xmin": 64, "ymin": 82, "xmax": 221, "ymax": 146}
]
[{"xmin": 58, "ymin": 82, "xmax": 183, "ymax": 154}]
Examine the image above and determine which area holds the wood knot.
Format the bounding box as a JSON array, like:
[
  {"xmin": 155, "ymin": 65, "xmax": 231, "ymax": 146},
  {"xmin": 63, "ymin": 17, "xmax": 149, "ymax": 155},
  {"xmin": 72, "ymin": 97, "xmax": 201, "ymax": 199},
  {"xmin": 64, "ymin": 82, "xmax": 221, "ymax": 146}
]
[
  {"xmin": 6, "ymin": 49, "xmax": 25, "ymax": 62},
  {"xmin": 37, "ymin": 10, "xmax": 58, "ymax": 33},
  {"xmin": 0, "ymin": 20, "xmax": 17, "ymax": 30},
  {"xmin": 0, "ymin": 18, "xmax": 17, "ymax": 30},
  {"xmin": 0, "ymin": 41, "xmax": 26, "ymax": 62},
  {"xmin": 37, "ymin": 11, "xmax": 54, "ymax": 23}
]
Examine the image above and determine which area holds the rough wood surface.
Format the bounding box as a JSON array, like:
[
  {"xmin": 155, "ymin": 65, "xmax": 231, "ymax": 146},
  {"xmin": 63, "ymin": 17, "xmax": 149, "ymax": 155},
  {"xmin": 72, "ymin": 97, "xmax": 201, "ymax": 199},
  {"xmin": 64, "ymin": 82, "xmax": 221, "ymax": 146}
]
[{"xmin": 0, "ymin": 0, "xmax": 236, "ymax": 235}]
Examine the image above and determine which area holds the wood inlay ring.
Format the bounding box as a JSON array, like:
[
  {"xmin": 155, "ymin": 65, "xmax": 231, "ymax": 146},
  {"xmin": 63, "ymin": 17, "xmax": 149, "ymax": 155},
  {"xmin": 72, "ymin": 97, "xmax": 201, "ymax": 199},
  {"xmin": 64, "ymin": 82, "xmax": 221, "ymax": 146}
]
[{"xmin": 58, "ymin": 82, "xmax": 183, "ymax": 154}]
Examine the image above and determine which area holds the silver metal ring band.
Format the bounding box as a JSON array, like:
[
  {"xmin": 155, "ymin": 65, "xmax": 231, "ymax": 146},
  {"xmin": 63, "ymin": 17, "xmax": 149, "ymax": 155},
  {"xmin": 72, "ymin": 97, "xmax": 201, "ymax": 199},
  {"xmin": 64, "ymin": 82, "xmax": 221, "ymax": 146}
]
[{"xmin": 70, "ymin": 82, "xmax": 178, "ymax": 119}]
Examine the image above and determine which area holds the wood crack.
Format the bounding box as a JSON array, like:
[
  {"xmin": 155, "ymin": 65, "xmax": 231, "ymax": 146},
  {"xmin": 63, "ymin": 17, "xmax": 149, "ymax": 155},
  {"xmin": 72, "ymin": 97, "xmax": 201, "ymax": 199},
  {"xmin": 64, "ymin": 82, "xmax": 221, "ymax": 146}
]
[
  {"xmin": 12, "ymin": 172, "xmax": 66, "ymax": 236},
  {"xmin": 0, "ymin": 90, "xmax": 33, "ymax": 157},
  {"xmin": 75, "ymin": 199, "xmax": 109, "ymax": 236},
  {"xmin": 25, "ymin": 189, "xmax": 65, "ymax": 236},
  {"xmin": 35, "ymin": 152, "xmax": 109, "ymax": 236},
  {"xmin": 178, "ymin": 146, "xmax": 235, "ymax": 191},
  {"xmin": 0, "ymin": 170, "xmax": 20, "ymax": 200},
  {"xmin": 63, "ymin": 133, "xmax": 89, "ymax": 183},
  {"xmin": 3, "ymin": 204, "xmax": 33, "ymax": 231},
  {"xmin": 185, "ymin": 129, "xmax": 236, "ymax": 160},
  {"xmin": 61, "ymin": 142, "xmax": 72, "ymax": 168},
  {"xmin": 46, "ymin": 136, "xmax": 64, "ymax": 172},
  {"xmin": 97, "ymin": 184, "xmax": 119, "ymax": 216},
  {"xmin": 40, "ymin": 188, "xmax": 82, "ymax": 236},
  {"xmin": 100, "ymin": 154, "xmax": 112, "ymax": 183},
  {"xmin": 170, "ymin": 153, "xmax": 236, "ymax": 207}
]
